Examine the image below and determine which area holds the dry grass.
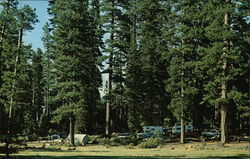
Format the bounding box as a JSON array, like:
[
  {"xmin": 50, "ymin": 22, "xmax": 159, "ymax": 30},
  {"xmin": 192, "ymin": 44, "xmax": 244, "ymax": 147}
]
[{"xmin": 10, "ymin": 141, "xmax": 249, "ymax": 159}]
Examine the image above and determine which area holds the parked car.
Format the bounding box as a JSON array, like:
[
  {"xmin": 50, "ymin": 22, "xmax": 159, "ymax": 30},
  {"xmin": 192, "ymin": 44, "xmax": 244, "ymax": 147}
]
[
  {"xmin": 50, "ymin": 134, "xmax": 60, "ymax": 140},
  {"xmin": 117, "ymin": 133, "xmax": 130, "ymax": 139},
  {"xmin": 201, "ymin": 129, "xmax": 220, "ymax": 137},
  {"xmin": 137, "ymin": 133, "xmax": 153, "ymax": 139}
]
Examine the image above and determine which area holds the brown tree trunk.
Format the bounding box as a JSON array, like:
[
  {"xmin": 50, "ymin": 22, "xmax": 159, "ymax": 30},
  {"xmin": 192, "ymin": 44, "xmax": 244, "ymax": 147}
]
[
  {"xmin": 180, "ymin": 38, "xmax": 185, "ymax": 144},
  {"xmin": 105, "ymin": 99, "xmax": 110, "ymax": 136},
  {"xmin": 180, "ymin": 85, "xmax": 185, "ymax": 144},
  {"xmin": 180, "ymin": 118, "xmax": 185, "ymax": 144},
  {"xmin": 221, "ymin": 4, "xmax": 229, "ymax": 144},
  {"xmin": 105, "ymin": 0, "xmax": 114, "ymax": 136},
  {"xmin": 9, "ymin": 28, "xmax": 23, "ymax": 119},
  {"xmin": 220, "ymin": 104, "xmax": 228, "ymax": 144},
  {"xmin": 69, "ymin": 115, "xmax": 75, "ymax": 146}
]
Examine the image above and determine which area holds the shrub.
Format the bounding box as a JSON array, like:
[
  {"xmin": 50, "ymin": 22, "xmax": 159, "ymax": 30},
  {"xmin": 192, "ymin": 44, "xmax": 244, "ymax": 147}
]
[
  {"xmin": 64, "ymin": 143, "xmax": 75, "ymax": 147},
  {"xmin": 96, "ymin": 137, "xmax": 110, "ymax": 145},
  {"xmin": 91, "ymin": 136, "xmax": 140, "ymax": 146},
  {"xmin": 138, "ymin": 137, "xmax": 164, "ymax": 149},
  {"xmin": 111, "ymin": 137, "xmax": 140, "ymax": 146},
  {"xmin": 110, "ymin": 137, "xmax": 121, "ymax": 146},
  {"xmin": 127, "ymin": 143, "xmax": 135, "ymax": 149},
  {"xmin": 88, "ymin": 136, "xmax": 99, "ymax": 144},
  {"xmin": 28, "ymin": 134, "xmax": 38, "ymax": 141}
]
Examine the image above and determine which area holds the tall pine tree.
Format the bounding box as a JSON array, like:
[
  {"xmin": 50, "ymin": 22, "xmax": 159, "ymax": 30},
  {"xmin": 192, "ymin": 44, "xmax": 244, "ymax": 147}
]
[{"xmin": 50, "ymin": 0, "xmax": 101, "ymax": 145}]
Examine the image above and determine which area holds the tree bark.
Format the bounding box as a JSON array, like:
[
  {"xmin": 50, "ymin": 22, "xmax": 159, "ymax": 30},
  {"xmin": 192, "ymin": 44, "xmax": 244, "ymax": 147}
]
[
  {"xmin": 220, "ymin": 103, "xmax": 228, "ymax": 144},
  {"xmin": 105, "ymin": 99, "xmax": 110, "ymax": 136},
  {"xmin": 180, "ymin": 86, "xmax": 185, "ymax": 144},
  {"xmin": 9, "ymin": 28, "xmax": 23, "ymax": 119},
  {"xmin": 69, "ymin": 114, "xmax": 75, "ymax": 146},
  {"xmin": 105, "ymin": 0, "xmax": 114, "ymax": 136},
  {"xmin": 180, "ymin": 38, "xmax": 185, "ymax": 144},
  {"xmin": 221, "ymin": 3, "xmax": 229, "ymax": 144},
  {"xmin": 180, "ymin": 118, "xmax": 185, "ymax": 144}
]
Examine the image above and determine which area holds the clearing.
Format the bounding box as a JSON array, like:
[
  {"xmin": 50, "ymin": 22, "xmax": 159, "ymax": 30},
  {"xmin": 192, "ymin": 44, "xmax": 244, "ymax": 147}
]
[{"xmin": 5, "ymin": 141, "xmax": 249, "ymax": 159}]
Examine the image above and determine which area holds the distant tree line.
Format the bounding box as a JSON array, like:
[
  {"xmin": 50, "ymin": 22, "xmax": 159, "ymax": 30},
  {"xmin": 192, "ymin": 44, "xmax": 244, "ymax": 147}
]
[{"xmin": 0, "ymin": 0, "xmax": 249, "ymax": 151}]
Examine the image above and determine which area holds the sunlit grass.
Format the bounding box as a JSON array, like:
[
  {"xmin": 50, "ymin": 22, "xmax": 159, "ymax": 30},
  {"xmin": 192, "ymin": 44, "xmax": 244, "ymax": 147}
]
[{"xmin": 12, "ymin": 142, "xmax": 249, "ymax": 159}]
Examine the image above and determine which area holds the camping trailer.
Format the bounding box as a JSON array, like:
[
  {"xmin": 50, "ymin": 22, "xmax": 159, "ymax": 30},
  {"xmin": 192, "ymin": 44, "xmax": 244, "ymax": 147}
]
[
  {"xmin": 143, "ymin": 126, "xmax": 164, "ymax": 134},
  {"xmin": 172, "ymin": 125, "xmax": 194, "ymax": 134}
]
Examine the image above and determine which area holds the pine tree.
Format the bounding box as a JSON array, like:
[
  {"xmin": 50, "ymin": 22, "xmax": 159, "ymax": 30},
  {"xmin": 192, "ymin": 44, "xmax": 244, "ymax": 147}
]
[
  {"xmin": 101, "ymin": 0, "xmax": 116, "ymax": 136},
  {"xmin": 202, "ymin": 0, "xmax": 250, "ymax": 144},
  {"xmin": 31, "ymin": 48, "xmax": 44, "ymax": 133},
  {"xmin": 165, "ymin": 0, "xmax": 207, "ymax": 143},
  {"xmin": 83, "ymin": 0, "xmax": 103, "ymax": 135},
  {"xmin": 125, "ymin": 2, "xmax": 139, "ymax": 133},
  {"xmin": 125, "ymin": 0, "xmax": 172, "ymax": 133},
  {"xmin": 40, "ymin": 22, "xmax": 56, "ymax": 136},
  {"xmin": 0, "ymin": 1, "xmax": 19, "ymax": 156},
  {"xmin": 50, "ymin": 0, "xmax": 101, "ymax": 145},
  {"xmin": 129, "ymin": 0, "xmax": 169, "ymax": 129},
  {"xmin": 0, "ymin": 1, "xmax": 38, "ymax": 156}
]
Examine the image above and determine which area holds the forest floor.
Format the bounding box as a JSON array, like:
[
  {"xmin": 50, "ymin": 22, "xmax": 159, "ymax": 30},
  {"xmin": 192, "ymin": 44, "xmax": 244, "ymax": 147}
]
[{"xmin": 4, "ymin": 141, "xmax": 249, "ymax": 159}]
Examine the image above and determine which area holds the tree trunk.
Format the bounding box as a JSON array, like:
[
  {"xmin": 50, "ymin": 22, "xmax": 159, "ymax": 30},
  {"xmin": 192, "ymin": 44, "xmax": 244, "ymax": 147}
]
[
  {"xmin": 105, "ymin": 0, "xmax": 114, "ymax": 136},
  {"xmin": 180, "ymin": 118, "xmax": 185, "ymax": 144},
  {"xmin": 9, "ymin": 28, "xmax": 23, "ymax": 119},
  {"xmin": 5, "ymin": 141, "xmax": 10, "ymax": 159},
  {"xmin": 69, "ymin": 115, "xmax": 75, "ymax": 146},
  {"xmin": 105, "ymin": 100, "xmax": 110, "ymax": 136},
  {"xmin": 221, "ymin": 104, "xmax": 228, "ymax": 144},
  {"xmin": 180, "ymin": 40, "xmax": 185, "ymax": 144},
  {"xmin": 221, "ymin": 5, "xmax": 229, "ymax": 145},
  {"xmin": 180, "ymin": 81, "xmax": 185, "ymax": 143},
  {"xmin": 105, "ymin": 69, "xmax": 112, "ymax": 136}
]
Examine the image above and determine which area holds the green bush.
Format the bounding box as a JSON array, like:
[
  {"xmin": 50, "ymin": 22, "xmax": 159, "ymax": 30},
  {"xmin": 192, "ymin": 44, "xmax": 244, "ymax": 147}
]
[
  {"xmin": 110, "ymin": 137, "xmax": 121, "ymax": 146},
  {"xmin": 138, "ymin": 137, "xmax": 164, "ymax": 149},
  {"xmin": 90, "ymin": 136, "xmax": 139, "ymax": 146},
  {"xmin": 28, "ymin": 134, "xmax": 38, "ymax": 141},
  {"xmin": 95, "ymin": 137, "xmax": 110, "ymax": 145},
  {"xmin": 64, "ymin": 143, "xmax": 75, "ymax": 147},
  {"xmin": 110, "ymin": 137, "xmax": 139, "ymax": 146},
  {"xmin": 88, "ymin": 136, "xmax": 99, "ymax": 144},
  {"xmin": 127, "ymin": 143, "xmax": 135, "ymax": 149}
]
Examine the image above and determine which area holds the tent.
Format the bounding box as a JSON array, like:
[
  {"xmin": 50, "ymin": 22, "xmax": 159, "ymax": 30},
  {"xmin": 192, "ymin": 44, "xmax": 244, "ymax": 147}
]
[{"xmin": 67, "ymin": 134, "xmax": 89, "ymax": 145}]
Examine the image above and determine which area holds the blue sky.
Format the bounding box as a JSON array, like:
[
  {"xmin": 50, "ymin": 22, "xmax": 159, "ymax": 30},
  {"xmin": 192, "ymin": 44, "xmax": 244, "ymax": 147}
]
[{"xmin": 19, "ymin": 1, "xmax": 50, "ymax": 51}]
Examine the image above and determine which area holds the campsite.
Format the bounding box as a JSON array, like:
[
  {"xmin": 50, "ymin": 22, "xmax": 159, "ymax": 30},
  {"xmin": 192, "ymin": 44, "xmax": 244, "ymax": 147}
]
[
  {"xmin": 1, "ymin": 137, "xmax": 249, "ymax": 159},
  {"xmin": 1, "ymin": 132, "xmax": 249, "ymax": 158},
  {"xmin": 0, "ymin": 0, "xmax": 249, "ymax": 158}
]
